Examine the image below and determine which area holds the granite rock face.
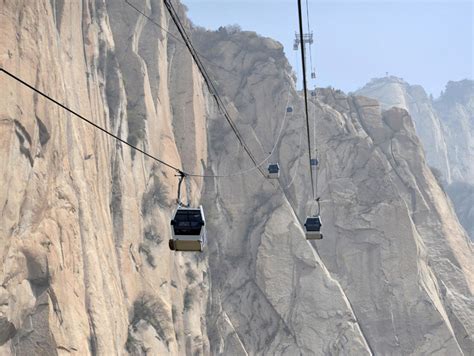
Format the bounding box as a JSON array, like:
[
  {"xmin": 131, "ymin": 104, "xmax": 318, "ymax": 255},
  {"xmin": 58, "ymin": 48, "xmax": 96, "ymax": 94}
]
[
  {"xmin": 357, "ymin": 77, "xmax": 474, "ymax": 240},
  {"xmin": 434, "ymin": 81, "xmax": 474, "ymax": 240},
  {"xmin": 0, "ymin": 1, "xmax": 472, "ymax": 355},
  {"xmin": 356, "ymin": 77, "xmax": 451, "ymax": 182},
  {"xmin": 1, "ymin": 1, "xmax": 209, "ymax": 354},
  {"xmin": 194, "ymin": 28, "xmax": 473, "ymax": 355},
  {"xmin": 434, "ymin": 80, "xmax": 474, "ymax": 183}
]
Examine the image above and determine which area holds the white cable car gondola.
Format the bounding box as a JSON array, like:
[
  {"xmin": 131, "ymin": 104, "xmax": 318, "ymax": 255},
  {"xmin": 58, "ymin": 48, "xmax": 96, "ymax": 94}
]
[
  {"xmin": 267, "ymin": 163, "xmax": 280, "ymax": 179},
  {"xmin": 304, "ymin": 215, "xmax": 323, "ymax": 239},
  {"xmin": 169, "ymin": 205, "xmax": 207, "ymax": 252}
]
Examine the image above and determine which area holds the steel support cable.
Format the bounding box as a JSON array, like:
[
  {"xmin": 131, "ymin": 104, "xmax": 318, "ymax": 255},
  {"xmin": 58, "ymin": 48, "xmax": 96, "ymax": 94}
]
[
  {"xmin": 283, "ymin": 131, "xmax": 304, "ymax": 190},
  {"xmin": 266, "ymin": 86, "xmax": 291, "ymax": 158},
  {"xmin": 312, "ymin": 101, "xmax": 319, "ymax": 196},
  {"xmin": 0, "ymin": 67, "xmax": 182, "ymax": 174},
  {"xmin": 163, "ymin": 0, "xmax": 267, "ymax": 178},
  {"xmin": 297, "ymin": 0, "xmax": 316, "ymax": 200},
  {"xmin": 124, "ymin": 0, "xmax": 240, "ymax": 79},
  {"xmin": 200, "ymin": 84, "xmax": 292, "ymax": 178}
]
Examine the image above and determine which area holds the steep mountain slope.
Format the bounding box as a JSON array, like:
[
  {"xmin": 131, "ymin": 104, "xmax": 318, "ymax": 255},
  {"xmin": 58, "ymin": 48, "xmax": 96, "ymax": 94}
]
[
  {"xmin": 193, "ymin": 27, "xmax": 473, "ymax": 355},
  {"xmin": 434, "ymin": 79, "xmax": 474, "ymax": 183},
  {"xmin": 435, "ymin": 80, "xmax": 474, "ymax": 240},
  {"xmin": 356, "ymin": 77, "xmax": 474, "ymax": 240},
  {"xmin": 313, "ymin": 90, "xmax": 473, "ymax": 354},
  {"xmin": 356, "ymin": 77, "xmax": 451, "ymax": 182},
  {"xmin": 0, "ymin": 1, "xmax": 472, "ymax": 355},
  {"xmin": 1, "ymin": 1, "xmax": 210, "ymax": 354}
]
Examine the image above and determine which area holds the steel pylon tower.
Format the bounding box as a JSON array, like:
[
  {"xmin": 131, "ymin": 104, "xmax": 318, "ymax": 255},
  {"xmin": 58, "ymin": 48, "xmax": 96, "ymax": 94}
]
[{"xmin": 293, "ymin": 32, "xmax": 316, "ymax": 79}]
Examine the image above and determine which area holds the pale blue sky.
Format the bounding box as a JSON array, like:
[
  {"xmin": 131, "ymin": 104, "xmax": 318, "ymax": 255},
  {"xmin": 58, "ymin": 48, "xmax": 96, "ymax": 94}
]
[{"xmin": 183, "ymin": 0, "xmax": 473, "ymax": 97}]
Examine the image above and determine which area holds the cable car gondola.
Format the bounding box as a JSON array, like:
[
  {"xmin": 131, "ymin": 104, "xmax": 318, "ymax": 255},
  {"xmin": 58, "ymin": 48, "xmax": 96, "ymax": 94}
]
[
  {"xmin": 267, "ymin": 163, "xmax": 280, "ymax": 179},
  {"xmin": 169, "ymin": 173, "xmax": 207, "ymax": 252},
  {"xmin": 304, "ymin": 197, "xmax": 323, "ymax": 239},
  {"xmin": 304, "ymin": 215, "xmax": 322, "ymax": 239},
  {"xmin": 287, "ymin": 107, "xmax": 293, "ymax": 113},
  {"xmin": 169, "ymin": 205, "xmax": 207, "ymax": 252}
]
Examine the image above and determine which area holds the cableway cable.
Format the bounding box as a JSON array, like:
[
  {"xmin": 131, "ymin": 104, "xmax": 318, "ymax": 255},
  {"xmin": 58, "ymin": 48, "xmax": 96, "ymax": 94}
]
[
  {"xmin": 266, "ymin": 86, "xmax": 291, "ymax": 159},
  {"xmin": 196, "ymin": 84, "xmax": 292, "ymax": 178},
  {"xmin": 297, "ymin": 0, "xmax": 316, "ymax": 200},
  {"xmin": 0, "ymin": 67, "xmax": 183, "ymax": 174}
]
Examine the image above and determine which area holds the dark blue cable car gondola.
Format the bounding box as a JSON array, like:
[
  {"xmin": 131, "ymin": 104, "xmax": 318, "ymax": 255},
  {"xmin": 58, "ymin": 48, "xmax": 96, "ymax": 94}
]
[
  {"xmin": 169, "ymin": 173, "xmax": 207, "ymax": 252},
  {"xmin": 287, "ymin": 107, "xmax": 293, "ymax": 113},
  {"xmin": 304, "ymin": 197, "xmax": 323, "ymax": 240},
  {"xmin": 304, "ymin": 216, "xmax": 323, "ymax": 240}
]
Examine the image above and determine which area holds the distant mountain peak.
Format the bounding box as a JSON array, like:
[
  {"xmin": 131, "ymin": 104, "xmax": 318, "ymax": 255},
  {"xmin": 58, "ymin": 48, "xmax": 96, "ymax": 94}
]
[
  {"xmin": 437, "ymin": 79, "xmax": 474, "ymax": 105},
  {"xmin": 362, "ymin": 75, "xmax": 409, "ymax": 89}
]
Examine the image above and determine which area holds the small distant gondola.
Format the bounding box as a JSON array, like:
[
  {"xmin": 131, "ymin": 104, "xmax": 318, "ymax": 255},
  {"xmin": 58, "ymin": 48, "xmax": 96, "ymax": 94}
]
[
  {"xmin": 304, "ymin": 216, "xmax": 323, "ymax": 240},
  {"xmin": 267, "ymin": 163, "xmax": 280, "ymax": 179},
  {"xmin": 286, "ymin": 107, "xmax": 293, "ymax": 113}
]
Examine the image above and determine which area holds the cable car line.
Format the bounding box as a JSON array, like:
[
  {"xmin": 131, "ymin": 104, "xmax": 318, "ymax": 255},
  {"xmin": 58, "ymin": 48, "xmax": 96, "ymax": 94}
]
[
  {"xmin": 124, "ymin": 0, "xmax": 240, "ymax": 79},
  {"xmin": 181, "ymin": 84, "xmax": 292, "ymax": 178},
  {"xmin": 0, "ymin": 67, "xmax": 184, "ymax": 174},
  {"xmin": 312, "ymin": 103, "xmax": 319, "ymax": 196},
  {"xmin": 283, "ymin": 131, "xmax": 304, "ymax": 189},
  {"xmin": 265, "ymin": 86, "xmax": 291, "ymax": 157},
  {"xmin": 297, "ymin": 0, "xmax": 316, "ymax": 200}
]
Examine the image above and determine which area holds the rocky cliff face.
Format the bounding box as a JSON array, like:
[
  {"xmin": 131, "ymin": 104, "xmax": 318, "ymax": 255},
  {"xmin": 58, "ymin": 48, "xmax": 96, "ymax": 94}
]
[
  {"xmin": 1, "ymin": 1, "xmax": 209, "ymax": 354},
  {"xmin": 435, "ymin": 80, "xmax": 474, "ymax": 241},
  {"xmin": 356, "ymin": 77, "xmax": 474, "ymax": 241},
  {"xmin": 356, "ymin": 77, "xmax": 452, "ymax": 182},
  {"xmin": 434, "ymin": 80, "xmax": 474, "ymax": 183},
  {"xmin": 0, "ymin": 1, "xmax": 473, "ymax": 355}
]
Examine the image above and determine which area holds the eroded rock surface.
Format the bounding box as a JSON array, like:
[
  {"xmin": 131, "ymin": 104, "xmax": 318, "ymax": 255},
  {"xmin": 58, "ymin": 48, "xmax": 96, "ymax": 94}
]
[
  {"xmin": 357, "ymin": 77, "xmax": 474, "ymax": 241},
  {"xmin": 0, "ymin": 1, "xmax": 472, "ymax": 355}
]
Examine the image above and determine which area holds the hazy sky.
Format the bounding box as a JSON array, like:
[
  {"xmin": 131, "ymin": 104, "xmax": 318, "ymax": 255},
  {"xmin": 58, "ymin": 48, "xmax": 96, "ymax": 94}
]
[{"xmin": 183, "ymin": 0, "xmax": 473, "ymax": 96}]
